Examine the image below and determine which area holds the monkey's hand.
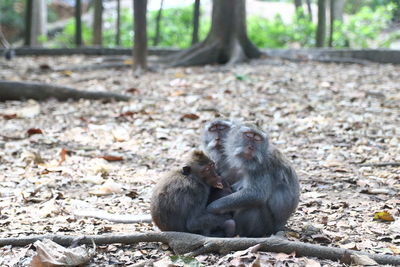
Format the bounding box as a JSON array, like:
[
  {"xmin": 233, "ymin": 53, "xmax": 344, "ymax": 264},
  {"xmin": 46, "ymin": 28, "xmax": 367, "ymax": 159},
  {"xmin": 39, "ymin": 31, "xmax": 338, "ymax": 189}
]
[
  {"xmin": 207, "ymin": 189, "xmax": 264, "ymax": 214},
  {"xmin": 231, "ymin": 181, "xmax": 243, "ymax": 192}
]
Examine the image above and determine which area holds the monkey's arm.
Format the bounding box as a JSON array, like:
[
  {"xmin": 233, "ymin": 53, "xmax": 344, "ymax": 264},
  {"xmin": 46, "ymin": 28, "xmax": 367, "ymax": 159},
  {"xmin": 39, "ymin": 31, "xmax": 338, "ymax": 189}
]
[{"xmin": 207, "ymin": 189, "xmax": 265, "ymax": 214}]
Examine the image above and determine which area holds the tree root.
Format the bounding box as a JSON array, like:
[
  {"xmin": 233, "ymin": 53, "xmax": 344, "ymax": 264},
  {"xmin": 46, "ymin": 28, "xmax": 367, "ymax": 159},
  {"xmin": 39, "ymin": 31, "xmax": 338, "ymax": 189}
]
[
  {"xmin": 73, "ymin": 210, "xmax": 152, "ymax": 223},
  {"xmin": 0, "ymin": 232, "xmax": 399, "ymax": 265},
  {"xmin": 0, "ymin": 80, "xmax": 130, "ymax": 102},
  {"xmin": 169, "ymin": 41, "xmax": 220, "ymax": 67}
]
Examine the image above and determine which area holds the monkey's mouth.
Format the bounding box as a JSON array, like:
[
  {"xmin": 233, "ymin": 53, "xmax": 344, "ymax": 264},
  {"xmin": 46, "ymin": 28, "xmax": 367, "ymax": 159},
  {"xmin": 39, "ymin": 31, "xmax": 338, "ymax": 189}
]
[
  {"xmin": 214, "ymin": 182, "xmax": 224, "ymax": 189},
  {"xmin": 243, "ymin": 146, "xmax": 255, "ymax": 160}
]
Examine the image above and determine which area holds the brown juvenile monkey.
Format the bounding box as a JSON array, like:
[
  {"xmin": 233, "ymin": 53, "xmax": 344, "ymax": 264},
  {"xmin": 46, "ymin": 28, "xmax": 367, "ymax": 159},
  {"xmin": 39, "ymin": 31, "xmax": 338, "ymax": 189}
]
[
  {"xmin": 151, "ymin": 150, "xmax": 235, "ymax": 237},
  {"xmin": 207, "ymin": 124, "xmax": 300, "ymax": 237}
]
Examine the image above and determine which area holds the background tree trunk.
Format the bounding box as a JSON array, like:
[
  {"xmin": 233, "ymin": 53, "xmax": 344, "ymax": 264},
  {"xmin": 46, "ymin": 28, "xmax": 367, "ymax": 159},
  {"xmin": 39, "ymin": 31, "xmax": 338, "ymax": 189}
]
[
  {"xmin": 328, "ymin": 0, "xmax": 344, "ymax": 47},
  {"xmin": 24, "ymin": 0, "xmax": 33, "ymax": 46},
  {"xmin": 92, "ymin": 0, "xmax": 103, "ymax": 46},
  {"xmin": 306, "ymin": 0, "xmax": 313, "ymax": 21},
  {"xmin": 133, "ymin": 0, "xmax": 148, "ymax": 73},
  {"xmin": 153, "ymin": 0, "xmax": 164, "ymax": 46},
  {"xmin": 316, "ymin": 0, "xmax": 326, "ymax": 47},
  {"xmin": 191, "ymin": 0, "xmax": 200, "ymax": 45},
  {"xmin": 294, "ymin": 0, "xmax": 304, "ymax": 17},
  {"xmin": 116, "ymin": 0, "xmax": 121, "ymax": 46},
  {"xmin": 171, "ymin": 0, "xmax": 260, "ymax": 66},
  {"xmin": 30, "ymin": 0, "xmax": 47, "ymax": 46},
  {"xmin": 75, "ymin": 0, "xmax": 82, "ymax": 46}
]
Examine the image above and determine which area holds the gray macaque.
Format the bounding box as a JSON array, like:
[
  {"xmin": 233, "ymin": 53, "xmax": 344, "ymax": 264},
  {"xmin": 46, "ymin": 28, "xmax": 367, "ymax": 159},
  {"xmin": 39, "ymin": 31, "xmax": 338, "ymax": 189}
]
[
  {"xmin": 151, "ymin": 150, "xmax": 235, "ymax": 237},
  {"xmin": 207, "ymin": 124, "xmax": 300, "ymax": 237},
  {"xmin": 202, "ymin": 119, "xmax": 242, "ymax": 186}
]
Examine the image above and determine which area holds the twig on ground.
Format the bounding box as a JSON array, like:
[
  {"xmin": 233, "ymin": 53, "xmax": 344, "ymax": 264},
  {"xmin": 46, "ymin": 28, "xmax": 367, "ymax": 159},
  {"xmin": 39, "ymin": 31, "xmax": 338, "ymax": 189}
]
[{"xmin": 0, "ymin": 232, "xmax": 399, "ymax": 265}]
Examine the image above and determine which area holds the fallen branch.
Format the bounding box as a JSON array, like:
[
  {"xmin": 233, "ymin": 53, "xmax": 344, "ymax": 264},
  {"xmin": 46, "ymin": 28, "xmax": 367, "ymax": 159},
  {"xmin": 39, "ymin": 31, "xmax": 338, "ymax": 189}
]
[
  {"xmin": 359, "ymin": 162, "xmax": 400, "ymax": 167},
  {"xmin": 73, "ymin": 210, "xmax": 152, "ymax": 223},
  {"xmin": 0, "ymin": 232, "xmax": 399, "ymax": 265},
  {"xmin": 0, "ymin": 80, "xmax": 130, "ymax": 102}
]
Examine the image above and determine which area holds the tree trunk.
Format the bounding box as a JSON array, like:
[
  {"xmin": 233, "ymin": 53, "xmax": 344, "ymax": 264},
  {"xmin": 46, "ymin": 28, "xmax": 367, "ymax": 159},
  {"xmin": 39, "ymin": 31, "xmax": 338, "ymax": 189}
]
[
  {"xmin": 328, "ymin": 0, "xmax": 344, "ymax": 47},
  {"xmin": 24, "ymin": 0, "xmax": 33, "ymax": 46},
  {"xmin": 153, "ymin": 0, "xmax": 164, "ymax": 46},
  {"xmin": 316, "ymin": 0, "xmax": 326, "ymax": 47},
  {"xmin": 191, "ymin": 0, "xmax": 200, "ymax": 45},
  {"xmin": 116, "ymin": 0, "xmax": 121, "ymax": 46},
  {"xmin": 75, "ymin": 0, "xmax": 82, "ymax": 46},
  {"xmin": 133, "ymin": 0, "xmax": 148, "ymax": 73},
  {"xmin": 294, "ymin": 0, "xmax": 304, "ymax": 17},
  {"xmin": 30, "ymin": 0, "xmax": 47, "ymax": 46},
  {"xmin": 170, "ymin": 0, "xmax": 261, "ymax": 67},
  {"xmin": 92, "ymin": 0, "xmax": 103, "ymax": 46},
  {"xmin": 306, "ymin": 0, "xmax": 313, "ymax": 21},
  {"xmin": 393, "ymin": 0, "xmax": 400, "ymax": 23}
]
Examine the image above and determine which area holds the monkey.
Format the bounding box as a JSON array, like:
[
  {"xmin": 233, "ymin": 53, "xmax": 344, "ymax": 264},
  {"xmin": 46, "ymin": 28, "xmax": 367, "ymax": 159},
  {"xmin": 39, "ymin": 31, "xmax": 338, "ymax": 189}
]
[
  {"xmin": 201, "ymin": 119, "xmax": 243, "ymax": 186},
  {"xmin": 207, "ymin": 124, "xmax": 300, "ymax": 237},
  {"xmin": 151, "ymin": 150, "xmax": 236, "ymax": 237}
]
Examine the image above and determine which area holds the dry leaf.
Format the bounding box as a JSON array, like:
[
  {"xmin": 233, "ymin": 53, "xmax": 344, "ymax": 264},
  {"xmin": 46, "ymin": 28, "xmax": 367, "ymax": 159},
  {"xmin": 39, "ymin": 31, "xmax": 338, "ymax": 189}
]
[
  {"xmin": 27, "ymin": 128, "xmax": 43, "ymax": 136},
  {"xmin": 304, "ymin": 258, "xmax": 321, "ymax": 267},
  {"xmin": 89, "ymin": 179, "xmax": 123, "ymax": 196},
  {"xmin": 2, "ymin": 113, "xmax": 17, "ymax": 120},
  {"xmin": 39, "ymin": 199, "xmax": 58, "ymax": 218},
  {"xmin": 32, "ymin": 239, "xmax": 94, "ymax": 266},
  {"xmin": 180, "ymin": 113, "xmax": 199, "ymax": 121},
  {"xmin": 350, "ymin": 254, "xmax": 378, "ymax": 266},
  {"xmin": 126, "ymin": 87, "xmax": 139, "ymax": 94},
  {"xmin": 373, "ymin": 211, "xmax": 395, "ymax": 222},
  {"xmin": 61, "ymin": 70, "xmax": 73, "ymax": 76},
  {"xmin": 58, "ymin": 148, "xmax": 68, "ymax": 165},
  {"xmin": 99, "ymin": 155, "xmax": 124, "ymax": 161}
]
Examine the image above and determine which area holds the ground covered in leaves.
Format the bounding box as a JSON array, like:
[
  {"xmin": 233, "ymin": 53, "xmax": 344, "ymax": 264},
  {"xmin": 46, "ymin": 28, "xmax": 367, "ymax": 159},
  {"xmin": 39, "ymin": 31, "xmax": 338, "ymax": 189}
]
[{"xmin": 0, "ymin": 55, "xmax": 399, "ymax": 266}]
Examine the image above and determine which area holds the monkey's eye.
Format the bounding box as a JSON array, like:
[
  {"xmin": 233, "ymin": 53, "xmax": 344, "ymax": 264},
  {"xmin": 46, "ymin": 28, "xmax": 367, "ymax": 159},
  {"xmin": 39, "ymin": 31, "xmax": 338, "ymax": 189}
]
[
  {"xmin": 244, "ymin": 132, "xmax": 263, "ymax": 141},
  {"xmin": 209, "ymin": 125, "xmax": 218, "ymax": 132},
  {"xmin": 254, "ymin": 134, "xmax": 263, "ymax": 141},
  {"xmin": 217, "ymin": 125, "xmax": 228, "ymax": 130},
  {"xmin": 244, "ymin": 132, "xmax": 255, "ymax": 139}
]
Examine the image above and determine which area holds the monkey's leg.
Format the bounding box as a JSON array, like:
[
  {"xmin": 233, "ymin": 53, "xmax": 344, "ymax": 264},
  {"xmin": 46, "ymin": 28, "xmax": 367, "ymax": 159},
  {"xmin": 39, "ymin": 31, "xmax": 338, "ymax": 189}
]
[
  {"xmin": 186, "ymin": 212, "xmax": 231, "ymax": 236},
  {"xmin": 234, "ymin": 207, "xmax": 274, "ymax": 237},
  {"xmin": 268, "ymin": 185, "xmax": 299, "ymax": 232}
]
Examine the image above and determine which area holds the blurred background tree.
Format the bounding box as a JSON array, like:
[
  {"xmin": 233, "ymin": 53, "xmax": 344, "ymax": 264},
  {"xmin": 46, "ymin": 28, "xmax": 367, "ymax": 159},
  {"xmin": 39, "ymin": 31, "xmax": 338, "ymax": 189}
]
[{"xmin": 0, "ymin": 0, "xmax": 399, "ymax": 49}]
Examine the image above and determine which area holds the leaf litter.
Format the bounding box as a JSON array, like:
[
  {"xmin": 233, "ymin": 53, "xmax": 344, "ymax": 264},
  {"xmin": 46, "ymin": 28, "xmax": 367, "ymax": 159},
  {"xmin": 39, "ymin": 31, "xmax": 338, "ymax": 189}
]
[{"xmin": 0, "ymin": 55, "xmax": 399, "ymax": 266}]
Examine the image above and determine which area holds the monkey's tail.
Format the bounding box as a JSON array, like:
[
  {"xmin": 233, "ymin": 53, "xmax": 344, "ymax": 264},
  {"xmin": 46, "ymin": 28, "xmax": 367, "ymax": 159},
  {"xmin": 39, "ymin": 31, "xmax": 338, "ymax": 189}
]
[{"xmin": 74, "ymin": 210, "xmax": 152, "ymax": 223}]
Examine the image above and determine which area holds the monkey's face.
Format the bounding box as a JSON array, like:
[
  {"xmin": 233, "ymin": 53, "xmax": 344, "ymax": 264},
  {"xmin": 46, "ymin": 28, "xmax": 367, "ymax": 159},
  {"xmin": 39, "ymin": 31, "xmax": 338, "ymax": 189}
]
[
  {"xmin": 194, "ymin": 161, "xmax": 223, "ymax": 189},
  {"xmin": 226, "ymin": 125, "xmax": 269, "ymax": 169},
  {"xmin": 202, "ymin": 120, "xmax": 233, "ymax": 152}
]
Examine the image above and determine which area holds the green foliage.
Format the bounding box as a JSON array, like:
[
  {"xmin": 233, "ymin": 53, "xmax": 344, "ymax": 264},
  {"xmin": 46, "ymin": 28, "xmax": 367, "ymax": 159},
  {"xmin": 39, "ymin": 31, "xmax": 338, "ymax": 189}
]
[
  {"xmin": 247, "ymin": 13, "xmax": 316, "ymax": 48},
  {"xmin": 52, "ymin": 19, "xmax": 91, "ymax": 48},
  {"xmin": 147, "ymin": 5, "xmax": 210, "ymax": 48},
  {"xmin": 0, "ymin": 0, "xmax": 25, "ymax": 40},
  {"xmin": 248, "ymin": 4, "xmax": 396, "ymax": 49},
  {"xmin": 46, "ymin": 2, "xmax": 400, "ymax": 49},
  {"xmin": 332, "ymin": 5, "xmax": 395, "ymax": 48},
  {"xmin": 53, "ymin": 5, "xmax": 210, "ymax": 48},
  {"xmin": 345, "ymin": 0, "xmax": 397, "ymax": 14}
]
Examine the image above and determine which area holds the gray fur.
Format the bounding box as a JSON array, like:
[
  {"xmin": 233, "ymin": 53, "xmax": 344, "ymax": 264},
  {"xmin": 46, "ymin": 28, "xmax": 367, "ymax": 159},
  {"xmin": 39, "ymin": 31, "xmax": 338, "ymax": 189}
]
[{"xmin": 207, "ymin": 124, "xmax": 300, "ymax": 237}]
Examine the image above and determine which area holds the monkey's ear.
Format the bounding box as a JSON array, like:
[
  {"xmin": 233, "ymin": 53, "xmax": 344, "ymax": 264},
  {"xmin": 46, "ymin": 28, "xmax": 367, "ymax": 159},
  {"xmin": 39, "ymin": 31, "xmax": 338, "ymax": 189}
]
[{"xmin": 182, "ymin": 166, "xmax": 191, "ymax": 175}]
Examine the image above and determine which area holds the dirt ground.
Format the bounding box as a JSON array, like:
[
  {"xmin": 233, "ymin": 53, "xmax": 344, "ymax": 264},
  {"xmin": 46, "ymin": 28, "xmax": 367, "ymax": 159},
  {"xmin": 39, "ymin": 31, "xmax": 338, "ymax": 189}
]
[{"xmin": 0, "ymin": 55, "xmax": 399, "ymax": 266}]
